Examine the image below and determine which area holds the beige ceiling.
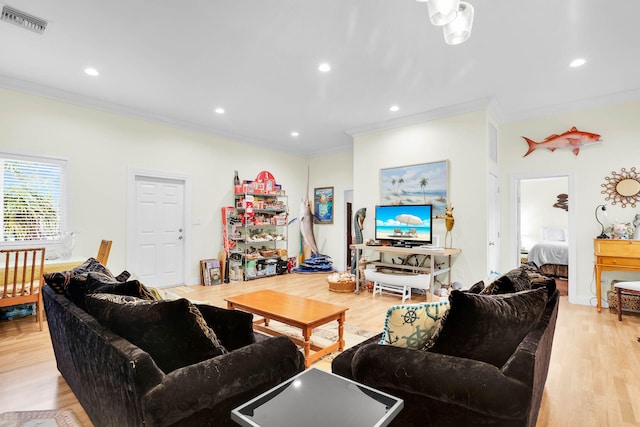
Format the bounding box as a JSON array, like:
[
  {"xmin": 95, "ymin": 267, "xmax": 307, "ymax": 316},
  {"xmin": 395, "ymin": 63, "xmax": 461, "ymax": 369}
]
[{"xmin": 1, "ymin": 0, "xmax": 639, "ymax": 156}]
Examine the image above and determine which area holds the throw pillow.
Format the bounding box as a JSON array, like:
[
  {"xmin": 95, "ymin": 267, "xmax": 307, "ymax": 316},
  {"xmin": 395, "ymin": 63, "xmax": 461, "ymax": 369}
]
[
  {"xmin": 379, "ymin": 301, "xmax": 449, "ymax": 349},
  {"xmin": 86, "ymin": 294, "xmax": 227, "ymax": 373},
  {"xmin": 466, "ymin": 280, "xmax": 485, "ymax": 294},
  {"xmin": 480, "ymin": 267, "xmax": 531, "ymax": 295},
  {"xmin": 426, "ymin": 288, "xmax": 548, "ymax": 368},
  {"xmin": 196, "ymin": 304, "xmax": 255, "ymax": 351},
  {"xmin": 86, "ymin": 271, "xmax": 156, "ymax": 300},
  {"xmin": 43, "ymin": 257, "xmax": 114, "ymax": 294},
  {"xmin": 65, "ymin": 271, "xmax": 155, "ymax": 311}
]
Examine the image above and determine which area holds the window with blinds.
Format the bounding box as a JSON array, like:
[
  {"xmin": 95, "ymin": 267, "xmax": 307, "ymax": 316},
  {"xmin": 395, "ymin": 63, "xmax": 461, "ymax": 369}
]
[{"xmin": 1, "ymin": 154, "xmax": 66, "ymax": 243}]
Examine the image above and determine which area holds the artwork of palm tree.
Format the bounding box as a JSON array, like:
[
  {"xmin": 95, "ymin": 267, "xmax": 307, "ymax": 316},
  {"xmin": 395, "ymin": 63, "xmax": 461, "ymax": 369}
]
[{"xmin": 380, "ymin": 161, "xmax": 448, "ymax": 216}]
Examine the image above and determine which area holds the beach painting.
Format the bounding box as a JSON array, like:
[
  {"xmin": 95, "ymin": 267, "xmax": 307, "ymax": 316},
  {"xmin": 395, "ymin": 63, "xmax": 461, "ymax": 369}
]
[{"xmin": 380, "ymin": 160, "xmax": 448, "ymax": 217}]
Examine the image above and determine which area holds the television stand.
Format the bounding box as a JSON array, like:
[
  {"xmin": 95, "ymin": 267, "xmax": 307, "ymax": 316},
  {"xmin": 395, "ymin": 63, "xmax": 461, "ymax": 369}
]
[{"xmin": 350, "ymin": 244, "xmax": 461, "ymax": 301}]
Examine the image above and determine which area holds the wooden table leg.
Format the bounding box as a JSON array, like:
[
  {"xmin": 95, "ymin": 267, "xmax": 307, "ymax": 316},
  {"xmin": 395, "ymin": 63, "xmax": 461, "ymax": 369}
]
[
  {"xmin": 338, "ymin": 313, "xmax": 345, "ymax": 351},
  {"xmin": 302, "ymin": 326, "xmax": 312, "ymax": 368},
  {"xmin": 617, "ymin": 287, "xmax": 622, "ymax": 321},
  {"xmin": 595, "ymin": 265, "xmax": 602, "ymax": 312}
]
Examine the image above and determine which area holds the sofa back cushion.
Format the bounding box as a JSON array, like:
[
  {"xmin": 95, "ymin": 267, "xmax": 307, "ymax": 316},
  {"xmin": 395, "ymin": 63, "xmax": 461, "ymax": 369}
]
[
  {"xmin": 480, "ymin": 267, "xmax": 531, "ymax": 295},
  {"xmin": 86, "ymin": 294, "xmax": 227, "ymax": 373},
  {"xmin": 426, "ymin": 288, "xmax": 548, "ymax": 368},
  {"xmin": 43, "ymin": 257, "xmax": 115, "ymax": 294},
  {"xmin": 195, "ymin": 304, "xmax": 256, "ymax": 351}
]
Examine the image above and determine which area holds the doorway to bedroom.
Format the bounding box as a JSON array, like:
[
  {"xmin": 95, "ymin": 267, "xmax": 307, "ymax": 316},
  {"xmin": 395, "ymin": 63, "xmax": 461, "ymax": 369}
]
[{"xmin": 515, "ymin": 174, "xmax": 574, "ymax": 298}]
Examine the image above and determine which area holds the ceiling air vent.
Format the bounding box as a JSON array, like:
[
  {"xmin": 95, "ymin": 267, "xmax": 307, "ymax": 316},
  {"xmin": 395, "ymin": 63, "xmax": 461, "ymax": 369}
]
[{"xmin": 1, "ymin": 5, "xmax": 47, "ymax": 34}]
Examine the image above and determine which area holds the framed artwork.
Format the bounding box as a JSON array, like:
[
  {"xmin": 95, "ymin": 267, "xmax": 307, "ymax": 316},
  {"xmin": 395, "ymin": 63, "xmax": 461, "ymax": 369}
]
[
  {"xmin": 313, "ymin": 186, "xmax": 334, "ymax": 224},
  {"xmin": 200, "ymin": 259, "xmax": 221, "ymax": 286},
  {"xmin": 380, "ymin": 160, "xmax": 448, "ymax": 217}
]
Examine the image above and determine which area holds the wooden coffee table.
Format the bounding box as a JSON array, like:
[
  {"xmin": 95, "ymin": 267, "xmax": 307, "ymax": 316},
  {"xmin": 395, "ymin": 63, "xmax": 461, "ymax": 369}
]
[{"xmin": 225, "ymin": 289, "xmax": 349, "ymax": 368}]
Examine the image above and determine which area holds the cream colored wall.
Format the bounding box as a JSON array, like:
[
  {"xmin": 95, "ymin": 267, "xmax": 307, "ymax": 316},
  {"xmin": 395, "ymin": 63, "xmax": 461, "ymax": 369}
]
[
  {"xmin": 0, "ymin": 88, "xmax": 308, "ymax": 285},
  {"xmin": 5, "ymin": 83, "xmax": 639, "ymax": 303},
  {"xmin": 352, "ymin": 110, "xmax": 491, "ymax": 287},
  {"xmin": 500, "ymin": 100, "xmax": 640, "ymax": 306},
  {"xmin": 307, "ymin": 150, "xmax": 354, "ymax": 271}
]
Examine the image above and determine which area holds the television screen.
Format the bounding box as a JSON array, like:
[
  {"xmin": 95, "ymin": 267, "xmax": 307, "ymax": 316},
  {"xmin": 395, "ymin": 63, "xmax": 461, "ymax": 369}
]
[{"xmin": 375, "ymin": 204, "xmax": 433, "ymax": 246}]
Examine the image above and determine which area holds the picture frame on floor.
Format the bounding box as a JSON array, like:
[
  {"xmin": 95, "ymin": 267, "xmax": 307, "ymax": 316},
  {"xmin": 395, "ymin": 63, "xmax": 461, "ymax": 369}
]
[{"xmin": 200, "ymin": 259, "xmax": 221, "ymax": 286}]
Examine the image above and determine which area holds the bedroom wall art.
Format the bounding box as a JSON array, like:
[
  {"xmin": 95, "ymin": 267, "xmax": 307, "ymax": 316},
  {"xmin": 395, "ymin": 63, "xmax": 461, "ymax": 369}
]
[{"xmin": 380, "ymin": 160, "xmax": 448, "ymax": 217}]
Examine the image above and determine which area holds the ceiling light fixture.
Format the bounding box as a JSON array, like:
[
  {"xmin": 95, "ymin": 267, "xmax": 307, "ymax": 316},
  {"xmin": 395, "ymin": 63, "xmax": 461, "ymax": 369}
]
[
  {"xmin": 424, "ymin": 0, "xmax": 459, "ymax": 26},
  {"xmin": 570, "ymin": 58, "xmax": 586, "ymax": 68},
  {"xmin": 390, "ymin": 105, "xmax": 400, "ymax": 112},
  {"xmin": 417, "ymin": 0, "xmax": 474, "ymax": 45},
  {"xmin": 84, "ymin": 67, "xmax": 99, "ymax": 77},
  {"xmin": 291, "ymin": 131, "xmax": 299, "ymax": 137},
  {"xmin": 318, "ymin": 63, "xmax": 331, "ymax": 72},
  {"xmin": 214, "ymin": 107, "xmax": 225, "ymax": 114},
  {"xmin": 442, "ymin": 2, "xmax": 474, "ymax": 45}
]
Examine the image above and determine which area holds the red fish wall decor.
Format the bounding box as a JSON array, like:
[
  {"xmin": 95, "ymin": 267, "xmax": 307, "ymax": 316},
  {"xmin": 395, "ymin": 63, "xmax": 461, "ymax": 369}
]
[{"xmin": 522, "ymin": 126, "xmax": 602, "ymax": 157}]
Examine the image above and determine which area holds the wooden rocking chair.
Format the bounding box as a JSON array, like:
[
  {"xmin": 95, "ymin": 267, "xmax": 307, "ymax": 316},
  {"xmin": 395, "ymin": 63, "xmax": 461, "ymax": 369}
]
[{"xmin": 0, "ymin": 247, "xmax": 45, "ymax": 331}]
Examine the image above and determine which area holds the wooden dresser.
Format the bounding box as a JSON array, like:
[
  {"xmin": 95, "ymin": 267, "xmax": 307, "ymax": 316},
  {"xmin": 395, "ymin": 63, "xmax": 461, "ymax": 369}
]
[{"xmin": 594, "ymin": 239, "xmax": 640, "ymax": 312}]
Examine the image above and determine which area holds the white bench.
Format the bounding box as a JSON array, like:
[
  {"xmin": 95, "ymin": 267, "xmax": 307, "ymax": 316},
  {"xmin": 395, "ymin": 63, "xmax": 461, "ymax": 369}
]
[{"xmin": 364, "ymin": 269, "xmax": 431, "ymax": 303}]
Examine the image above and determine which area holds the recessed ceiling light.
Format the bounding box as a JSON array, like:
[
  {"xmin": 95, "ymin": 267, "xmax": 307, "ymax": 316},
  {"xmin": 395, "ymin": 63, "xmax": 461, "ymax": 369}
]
[
  {"xmin": 291, "ymin": 131, "xmax": 299, "ymax": 137},
  {"xmin": 390, "ymin": 105, "xmax": 400, "ymax": 112},
  {"xmin": 214, "ymin": 107, "xmax": 225, "ymax": 114},
  {"xmin": 570, "ymin": 58, "xmax": 586, "ymax": 68},
  {"xmin": 318, "ymin": 63, "xmax": 331, "ymax": 72},
  {"xmin": 84, "ymin": 67, "xmax": 99, "ymax": 76}
]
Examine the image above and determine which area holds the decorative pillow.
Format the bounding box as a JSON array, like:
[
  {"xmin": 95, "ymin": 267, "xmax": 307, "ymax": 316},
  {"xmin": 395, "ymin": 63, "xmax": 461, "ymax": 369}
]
[
  {"xmin": 426, "ymin": 288, "xmax": 548, "ymax": 368},
  {"xmin": 86, "ymin": 294, "xmax": 227, "ymax": 373},
  {"xmin": 87, "ymin": 271, "xmax": 156, "ymax": 299},
  {"xmin": 542, "ymin": 227, "xmax": 565, "ymax": 242},
  {"xmin": 43, "ymin": 257, "xmax": 114, "ymax": 294},
  {"xmin": 466, "ymin": 280, "xmax": 485, "ymax": 294},
  {"xmin": 520, "ymin": 262, "xmax": 556, "ymax": 297},
  {"xmin": 115, "ymin": 270, "xmax": 132, "ymax": 282},
  {"xmin": 196, "ymin": 304, "xmax": 255, "ymax": 351},
  {"xmin": 379, "ymin": 301, "xmax": 449, "ymax": 349},
  {"xmin": 64, "ymin": 271, "xmax": 155, "ymax": 311},
  {"xmin": 480, "ymin": 267, "xmax": 531, "ymax": 295}
]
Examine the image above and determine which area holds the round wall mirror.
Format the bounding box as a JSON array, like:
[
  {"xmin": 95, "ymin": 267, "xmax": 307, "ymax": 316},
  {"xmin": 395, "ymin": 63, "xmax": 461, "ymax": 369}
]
[
  {"xmin": 602, "ymin": 167, "xmax": 640, "ymax": 207},
  {"xmin": 617, "ymin": 178, "xmax": 640, "ymax": 197}
]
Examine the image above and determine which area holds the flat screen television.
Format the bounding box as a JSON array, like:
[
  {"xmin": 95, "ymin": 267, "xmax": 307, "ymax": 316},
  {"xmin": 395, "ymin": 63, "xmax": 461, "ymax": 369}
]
[{"xmin": 374, "ymin": 204, "xmax": 433, "ymax": 247}]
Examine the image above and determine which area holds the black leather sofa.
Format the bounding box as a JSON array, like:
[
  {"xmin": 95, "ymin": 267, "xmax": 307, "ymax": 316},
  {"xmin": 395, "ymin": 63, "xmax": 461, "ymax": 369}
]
[
  {"xmin": 43, "ymin": 284, "xmax": 304, "ymax": 426},
  {"xmin": 332, "ymin": 263, "xmax": 560, "ymax": 427}
]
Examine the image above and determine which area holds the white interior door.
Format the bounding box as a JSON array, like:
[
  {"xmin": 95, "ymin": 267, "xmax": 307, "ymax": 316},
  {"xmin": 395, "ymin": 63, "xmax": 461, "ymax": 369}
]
[
  {"xmin": 488, "ymin": 172, "xmax": 501, "ymax": 274},
  {"xmin": 133, "ymin": 175, "xmax": 185, "ymax": 287}
]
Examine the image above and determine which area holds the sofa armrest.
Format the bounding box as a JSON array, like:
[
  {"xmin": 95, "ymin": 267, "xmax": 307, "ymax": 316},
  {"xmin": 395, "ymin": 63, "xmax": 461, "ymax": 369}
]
[
  {"xmin": 141, "ymin": 335, "xmax": 304, "ymax": 427},
  {"xmin": 351, "ymin": 344, "xmax": 532, "ymax": 419}
]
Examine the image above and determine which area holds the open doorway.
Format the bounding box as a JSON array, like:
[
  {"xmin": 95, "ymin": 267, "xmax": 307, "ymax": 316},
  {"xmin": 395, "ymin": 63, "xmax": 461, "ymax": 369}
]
[{"xmin": 512, "ymin": 172, "xmax": 576, "ymax": 302}]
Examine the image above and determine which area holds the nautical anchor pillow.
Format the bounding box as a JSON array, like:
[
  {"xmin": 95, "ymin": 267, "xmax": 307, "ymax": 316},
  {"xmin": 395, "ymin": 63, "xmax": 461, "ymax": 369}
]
[{"xmin": 379, "ymin": 301, "xmax": 450, "ymax": 349}]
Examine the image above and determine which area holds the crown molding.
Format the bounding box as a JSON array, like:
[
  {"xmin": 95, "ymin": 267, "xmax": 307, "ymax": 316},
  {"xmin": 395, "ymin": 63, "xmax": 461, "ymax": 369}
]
[
  {"xmin": 0, "ymin": 75, "xmax": 310, "ymax": 157},
  {"xmin": 345, "ymin": 97, "xmax": 498, "ymax": 137}
]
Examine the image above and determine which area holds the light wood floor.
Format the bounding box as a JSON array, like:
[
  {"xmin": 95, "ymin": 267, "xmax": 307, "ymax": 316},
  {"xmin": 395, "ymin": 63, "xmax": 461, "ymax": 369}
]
[{"xmin": 1, "ymin": 273, "xmax": 639, "ymax": 426}]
